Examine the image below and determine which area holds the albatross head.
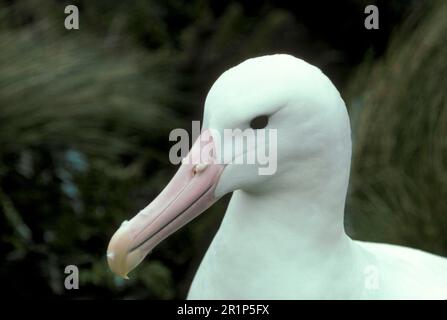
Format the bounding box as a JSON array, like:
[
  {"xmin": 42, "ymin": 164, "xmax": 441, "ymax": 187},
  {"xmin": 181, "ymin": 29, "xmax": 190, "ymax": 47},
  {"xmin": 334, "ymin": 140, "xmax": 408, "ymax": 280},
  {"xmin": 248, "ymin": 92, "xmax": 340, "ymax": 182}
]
[{"xmin": 107, "ymin": 54, "xmax": 352, "ymax": 279}]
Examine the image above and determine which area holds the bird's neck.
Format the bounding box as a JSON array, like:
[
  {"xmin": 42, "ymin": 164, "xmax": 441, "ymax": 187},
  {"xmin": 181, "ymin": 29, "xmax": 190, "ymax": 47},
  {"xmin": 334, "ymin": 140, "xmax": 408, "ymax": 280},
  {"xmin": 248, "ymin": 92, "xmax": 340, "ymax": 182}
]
[
  {"xmin": 191, "ymin": 166, "xmax": 375, "ymax": 298},
  {"xmin": 201, "ymin": 174, "xmax": 367, "ymax": 297},
  {"xmin": 220, "ymin": 185, "xmax": 350, "ymax": 261}
]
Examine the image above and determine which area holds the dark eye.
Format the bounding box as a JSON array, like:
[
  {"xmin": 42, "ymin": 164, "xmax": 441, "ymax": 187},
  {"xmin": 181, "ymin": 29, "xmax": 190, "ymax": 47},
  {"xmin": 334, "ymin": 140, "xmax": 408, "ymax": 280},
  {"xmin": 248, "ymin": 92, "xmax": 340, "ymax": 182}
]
[{"xmin": 249, "ymin": 115, "xmax": 269, "ymax": 129}]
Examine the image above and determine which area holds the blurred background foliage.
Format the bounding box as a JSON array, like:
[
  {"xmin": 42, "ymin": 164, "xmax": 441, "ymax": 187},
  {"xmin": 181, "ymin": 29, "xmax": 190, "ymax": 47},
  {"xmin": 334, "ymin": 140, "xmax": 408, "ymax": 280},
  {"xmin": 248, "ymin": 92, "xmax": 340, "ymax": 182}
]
[
  {"xmin": 0, "ymin": 0, "xmax": 445, "ymax": 299},
  {"xmin": 346, "ymin": 0, "xmax": 447, "ymax": 256}
]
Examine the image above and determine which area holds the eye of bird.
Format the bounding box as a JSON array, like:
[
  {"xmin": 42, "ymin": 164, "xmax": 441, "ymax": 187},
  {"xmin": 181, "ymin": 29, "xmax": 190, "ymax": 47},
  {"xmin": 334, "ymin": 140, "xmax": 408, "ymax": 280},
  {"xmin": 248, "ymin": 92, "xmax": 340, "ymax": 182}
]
[{"xmin": 249, "ymin": 115, "xmax": 269, "ymax": 129}]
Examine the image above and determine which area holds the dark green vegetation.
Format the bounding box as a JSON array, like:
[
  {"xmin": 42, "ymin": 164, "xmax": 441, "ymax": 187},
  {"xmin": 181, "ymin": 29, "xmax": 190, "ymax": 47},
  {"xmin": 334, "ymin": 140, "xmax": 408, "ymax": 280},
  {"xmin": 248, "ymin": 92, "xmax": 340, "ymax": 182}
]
[
  {"xmin": 0, "ymin": 0, "xmax": 445, "ymax": 298},
  {"xmin": 346, "ymin": 0, "xmax": 447, "ymax": 256}
]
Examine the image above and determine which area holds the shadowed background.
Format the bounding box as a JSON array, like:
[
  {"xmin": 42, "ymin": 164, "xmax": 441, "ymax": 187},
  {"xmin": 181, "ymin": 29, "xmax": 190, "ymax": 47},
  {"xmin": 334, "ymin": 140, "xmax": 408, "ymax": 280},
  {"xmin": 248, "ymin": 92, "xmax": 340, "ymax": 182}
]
[{"xmin": 0, "ymin": 0, "xmax": 445, "ymax": 299}]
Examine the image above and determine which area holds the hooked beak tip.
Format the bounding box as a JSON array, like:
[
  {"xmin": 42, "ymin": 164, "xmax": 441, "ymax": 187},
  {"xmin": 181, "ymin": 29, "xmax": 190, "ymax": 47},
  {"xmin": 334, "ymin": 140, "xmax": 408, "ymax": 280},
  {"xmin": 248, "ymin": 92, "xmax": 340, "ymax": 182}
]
[
  {"xmin": 108, "ymin": 255, "xmax": 130, "ymax": 279},
  {"xmin": 107, "ymin": 223, "xmax": 146, "ymax": 279}
]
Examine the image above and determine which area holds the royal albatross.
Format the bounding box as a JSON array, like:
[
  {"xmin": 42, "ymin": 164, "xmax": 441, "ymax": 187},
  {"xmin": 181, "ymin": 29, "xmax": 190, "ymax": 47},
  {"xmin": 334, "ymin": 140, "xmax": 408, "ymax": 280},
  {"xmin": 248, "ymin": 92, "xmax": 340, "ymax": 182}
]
[{"xmin": 107, "ymin": 54, "xmax": 447, "ymax": 299}]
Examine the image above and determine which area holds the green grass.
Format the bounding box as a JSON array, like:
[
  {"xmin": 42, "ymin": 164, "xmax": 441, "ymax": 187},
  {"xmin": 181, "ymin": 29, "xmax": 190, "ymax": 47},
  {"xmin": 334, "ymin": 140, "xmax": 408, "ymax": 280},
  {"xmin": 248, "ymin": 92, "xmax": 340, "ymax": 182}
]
[
  {"xmin": 346, "ymin": 0, "xmax": 447, "ymax": 256},
  {"xmin": 0, "ymin": 18, "xmax": 185, "ymax": 298}
]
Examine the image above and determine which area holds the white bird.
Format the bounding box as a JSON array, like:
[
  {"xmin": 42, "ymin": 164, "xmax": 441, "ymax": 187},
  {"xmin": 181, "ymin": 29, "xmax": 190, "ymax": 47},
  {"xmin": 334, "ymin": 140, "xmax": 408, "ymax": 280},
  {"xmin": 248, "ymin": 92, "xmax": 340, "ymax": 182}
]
[{"xmin": 107, "ymin": 54, "xmax": 447, "ymax": 299}]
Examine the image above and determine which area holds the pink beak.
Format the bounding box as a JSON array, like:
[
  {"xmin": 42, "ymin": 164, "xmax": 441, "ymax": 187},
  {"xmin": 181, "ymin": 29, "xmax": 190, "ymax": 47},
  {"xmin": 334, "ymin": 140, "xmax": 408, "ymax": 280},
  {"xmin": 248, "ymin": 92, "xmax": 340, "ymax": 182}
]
[{"xmin": 107, "ymin": 130, "xmax": 225, "ymax": 278}]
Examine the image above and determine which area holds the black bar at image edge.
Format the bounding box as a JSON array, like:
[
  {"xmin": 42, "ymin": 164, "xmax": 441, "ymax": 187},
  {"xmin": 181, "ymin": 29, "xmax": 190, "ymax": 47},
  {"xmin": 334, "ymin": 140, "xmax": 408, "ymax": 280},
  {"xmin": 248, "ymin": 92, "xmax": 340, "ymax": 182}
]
[{"xmin": 10, "ymin": 300, "xmax": 446, "ymax": 319}]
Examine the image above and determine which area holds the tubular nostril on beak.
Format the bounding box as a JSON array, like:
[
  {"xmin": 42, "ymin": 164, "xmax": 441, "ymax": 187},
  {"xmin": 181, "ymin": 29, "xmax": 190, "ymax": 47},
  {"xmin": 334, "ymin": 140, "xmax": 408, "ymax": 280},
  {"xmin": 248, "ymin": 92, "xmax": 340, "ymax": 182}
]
[{"xmin": 193, "ymin": 163, "xmax": 208, "ymax": 175}]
